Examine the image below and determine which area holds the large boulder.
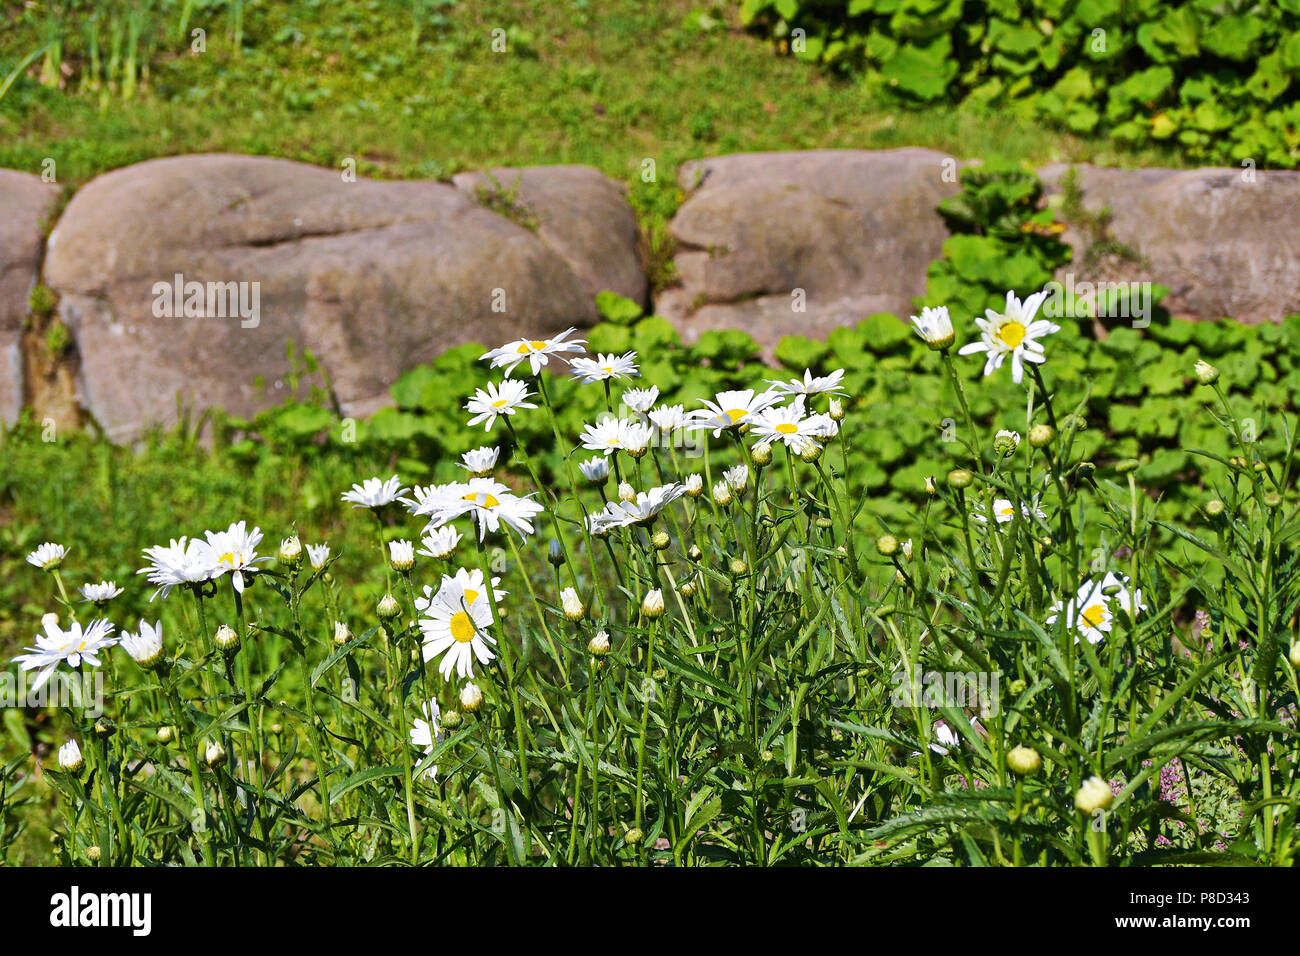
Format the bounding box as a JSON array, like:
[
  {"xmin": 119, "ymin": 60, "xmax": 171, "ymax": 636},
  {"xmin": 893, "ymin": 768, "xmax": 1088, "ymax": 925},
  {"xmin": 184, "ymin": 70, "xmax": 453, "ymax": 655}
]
[
  {"xmin": 0, "ymin": 170, "xmax": 59, "ymax": 423},
  {"xmin": 1039, "ymin": 164, "xmax": 1300, "ymax": 324},
  {"xmin": 452, "ymin": 165, "xmax": 646, "ymax": 307},
  {"xmin": 42, "ymin": 154, "xmax": 607, "ymax": 439},
  {"xmin": 658, "ymin": 148, "xmax": 961, "ymax": 352}
]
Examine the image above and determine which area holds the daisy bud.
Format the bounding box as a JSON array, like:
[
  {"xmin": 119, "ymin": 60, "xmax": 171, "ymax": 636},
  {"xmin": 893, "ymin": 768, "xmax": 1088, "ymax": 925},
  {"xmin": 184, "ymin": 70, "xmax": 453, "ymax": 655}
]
[
  {"xmin": 1006, "ymin": 745, "xmax": 1041, "ymax": 777},
  {"xmin": 876, "ymin": 534, "xmax": 899, "ymax": 557},
  {"xmin": 1074, "ymin": 775, "xmax": 1113, "ymax": 815},
  {"xmin": 377, "ymin": 593, "xmax": 401, "ymax": 621},
  {"xmin": 579, "ymin": 456, "xmax": 610, "ymax": 483},
  {"xmin": 442, "ymin": 710, "xmax": 463, "ymax": 729},
  {"xmin": 751, "ymin": 441, "xmax": 773, "ymax": 467},
  {"xmin": 1194, "ymin": 359, "xmax": 1219, "ymax": 386},
  {"xmin": 388, "ymin": 539, "xmax": 415, "ymax": 573},
  {"xmin": 799, "ymin": 440, "xmax": 823, "ymax": 463},
  {"xmin": 157, "ymin": 726, "xmax": 173, "ymax": 743},
  {"xmin": 618, "ymin": 482, "xmax": 636, "ymax": 503},
  {"xmin": 651, "ymin": 530, "xmax": 671, "ymax": 551},
  {"xmin": 204, "ymin": 740, "xmax": 228, "ymax": 769},
  {"xmin": 58, "ymin": 739, "xmax": 84, "ymax": 776},
  {"xmin": 1264, "ymin": 491, "xmax": 1282, "ymax": 509},
  {"xmin": 924, "ymin": 476, "xmax": 937, "ymax": 496},
  {"xmin": 1028, "ymin": 423, "xmax": 1055, "ymax": 448},
  {"xmin": 270, "ymin": 723, "xmax": 283, "ymax": 734},
  {"xmin": 215, "ymin": 623, "xmax": 240, "ymax": 657},
  {"xmin": 730, "ymin": 558, "xmax": 748, "ymax": 576},
  {"xmin": 1290, "ymin": 642, "xmax": 1300, "ymax": 669},
  {"xmin": 333, "ymin": 621, "xmax": 351, "ymax": 646},
  {"xmin": 910, "ymin": 305, "xmax": 954, "ymax": 351},
  {"xmin": 560, "ymin": 587, "xmax": 586, "ymax": 622},
  {"xmin": 688, "ymin": 544, "xmax": 703, "ymax": 561},
  {"xmin": 901, "ymin": 539, "xmax": 913, "ymax": 560},
  {"xmin": 684, "ymin": 474, "xmax": 704, "ymax": 497},
  {"xmin": 994, "ymin": 430, "xmax": 1020, "ymax": 456},
  {"xmin": 120, "ymin": 621, "xmax": 165, "ymax": 670},
  {"xmin": 641, "ymin": 589, "xmax": 665, "ymax": 619},
  {"xmin": 86, "ymin": 845, "xmax": 101, "ymax": 862},
  {"xmin": 679, "ymin": 579, "xmax": 697, "ymax": 598},
  {"xmin": 589, "ymin": 630, "xmax": 611, "ymax": 656},
  {"xmin": 1205, "ymin": 499, "xmax": 1225, "ymax": 518},
  {"xmin": 947, "ymin": 468, "xmax": 973, "ymax": 489},
  {"xmin": 460, "ymin": 682, "xmax": 484, "ymax": 712},
  {"xmin": 828, "ymin": 397, "xmax": 845, "ymax": 422},
  {"xmin": 712, "ymin": 481, "xmax": 733, "ymax": 507},
  {"xmin": 624, "ymin": 827, "xmax": 644, "ymax": 846},
  {"xmin": 1115, "ymin": 458, "xmax": 1140, "ymax": 474},
  {"xmin": 279, "ymin": 535, "xmax": 303, "ymax": 566},
  {"xmin": 307, "ymin": 543, "xmax": 331, "ymax": 571},
  {"xmin": 1008, "ymin": 678, "xmax": 1027, "ymax": 696},
  {"xmin": 547, "ymin": 539, "xmax": 564, "ymax": 567}
]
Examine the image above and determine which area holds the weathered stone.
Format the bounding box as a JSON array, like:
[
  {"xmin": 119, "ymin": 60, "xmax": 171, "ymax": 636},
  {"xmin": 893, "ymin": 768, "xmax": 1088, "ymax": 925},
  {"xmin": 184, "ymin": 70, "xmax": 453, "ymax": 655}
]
[
  {"xmin": 452, "ymin": 165, "xmax": 646, "ymax": 307},
  {"xmin": 0, "ymin": 169, "xmax": 59, "ymax": 422},
  {"xmin": 660, "ymin": 148, "xmax": 961, "ymax": 349},
  {"xmin": 42, "ymin": 154, "xmax": 599, "ymax": 439},
  {"xmin": 1039, "ymin": 163, "xmax": 1300, "ymax": 324}
]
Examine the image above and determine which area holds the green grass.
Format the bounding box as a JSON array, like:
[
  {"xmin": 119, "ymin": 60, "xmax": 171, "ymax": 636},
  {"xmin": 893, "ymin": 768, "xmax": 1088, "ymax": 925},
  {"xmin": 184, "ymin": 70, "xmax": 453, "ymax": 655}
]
[{"xmin": 0, "ymin": 0, "xmax": 1186, "ymax": 210}]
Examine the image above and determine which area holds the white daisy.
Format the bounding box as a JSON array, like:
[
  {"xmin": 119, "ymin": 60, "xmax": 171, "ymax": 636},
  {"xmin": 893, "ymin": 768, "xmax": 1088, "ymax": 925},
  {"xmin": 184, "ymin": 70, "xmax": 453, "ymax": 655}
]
[
  {"xmin": 973, "ymin": 497, "xmax": 1048, "ymax": 525},
  {"xmin": 957, "ymin": 289, "xmax": 1060, "ymax": 384},
  {"xmin": 409, "ymin": 698, "xmax": 445, "ymax": 781},
  {"xmin": 341, "ymin": 475, "xmax": 409, "ymax": 509},
  {"xmin": 415, "ymin": 478, "xmax": 544, "ymax": 541},
  {"xmin": 199, "ymin": 521, "xmax": 268, "ymax": 594},
  {"xmin": 749, "ymin": 403, "xmax": 835, "ymax": 451},
  {"xmin": 692, "ymin": 389, "xmax": 783, "ymax": 436},
  {"xmin": 569, "ymin": 351, "xmax": 639, "ymax": 384},
  {"xmin": 648, "ymin": 404, "xmax": 691, "ymax": 435},
  {"xmin": 578, "ymin": 456, "xmax": 610, "ymax": 482},
  {"xmin": 723, "ymin": 465, "xmax": 749, "ymax": 493},
  {"xmin": 13, "ymin": 614, "xmax": 118, "ymax": 692},
  {"xmin": 910, "ymin": 305, "xmax": 955, "ymax": 350},
  {"xmin": 622, "ymin": 385, "xmax": 659, "ymax": 413},
  {"xmin": 80, "ymin": 581, "xmax": 123, "ymax": 605},
  {"xmin": 418, "ymin": 525, "xmax": 463, "ymax": 560},
  {"xmin": 586, "ymin": 483, "xmax": 685, "ymax": 532},
  {"xmin": 460, "ymin": 446, "xmax": 500, "ymax": 477},
  {"xmin": 26, "ymin": 542, "xmax": 67, "ymax": 571},
  {"xmin": 58, "ymin": 739, "xmax": 84, "ymax": 773},
  {"xmin": 464, "ymin": 379, "xmax": 537, "ymax": 432},
  {"xmin": 765, "ymin": 368, "xmax": 847, "ymax": 397},
  {"xmin": 138, "ymin": 536, "xmax": 218, "ymax": 601},
  {"xmin": 307, "ymin": 543, "xmax": 331, "ymax": 571},
  {"xmin": 417, "ymin": 569, "xmax": 505, "ymax": 679},
  {"xmin": 119, "ymin": 620, "xmax": 165, "ymax": 668},
  {"xmin": 481, "ymin": 327, "xmax": 586, "ymax": 377},
  {"xmin": 579, "ymin": 416, "xmax": 652, "ymax": 456},
  {"xmin": 388, "ymin": 539, "xmax": 416, "ymax": 572}
]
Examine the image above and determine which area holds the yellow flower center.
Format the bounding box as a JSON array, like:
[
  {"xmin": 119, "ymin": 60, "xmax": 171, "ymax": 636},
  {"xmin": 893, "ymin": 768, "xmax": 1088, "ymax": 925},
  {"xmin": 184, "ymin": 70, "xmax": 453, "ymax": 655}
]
[
  {"xmin": 1081, "ymin": 603, "xmax": 1107, "ymax": 629},
  {"xmin": 449, "ymin": 611, "xmax": 477, "ymax": 643},
  {"xmin": 516, "ymin": 340, "xmax": 548, "ymax": 353},
  {"xmin": 219, "ymin": 552, "xmax": 237, "ymax": 566},
  {"xmin": 462, "ymin": 493, "xmax": 500, "ymax": 508},
  {"xmin": 999, "ymin": 506, "xmax": 1015, "ymax": 516},
  {"xmin": 601, "ymin": 367, "xmax": 613, "ymax": 375},
  {"xmin": 997, "ymin": 321, "xmax": 1026, "ymax": 348},
  {"xmin": 775, "ymin": 423, "xmax": 798, "ymax": 435},
  {"xmin": 725, "ymin": 408, "xmax": 748, "ymax": 424},
  {"xmin": 464, "ymin": 588, "xmax": 480, "ymax": 605},
  {"xmin": 491, "ymin": 399, "xmax": 509, "ymax": 408}
]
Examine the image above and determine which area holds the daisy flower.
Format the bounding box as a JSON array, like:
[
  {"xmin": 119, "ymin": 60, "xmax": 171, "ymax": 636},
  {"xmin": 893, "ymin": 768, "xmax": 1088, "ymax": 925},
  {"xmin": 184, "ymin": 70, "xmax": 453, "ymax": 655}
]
[
  {"xmin": 459, "ymin": 446, "xmax": 500, "ymax": 477},
  {"xmin": 622, "ymin": 385, "xmax": 659, "ymax": 413},
  {"xmin": 569, "ymin": 351, "xmax": 639, "ymax": 384},
  {"xmin": 58, "ymin": 739, "xmax": 84, "ymax": 773},
  {"xmin": 749, "ymin": 403, "xmax": 835, "ymax": 451},
  {"xmin": 648, "ymin": 404, "xmax": 691, "ymax": 434},
  {"xmin": 1047, "ymin": 588, "xmax": 1113, "ymax": 645},
  {"xmin": 464, "ymin": 379, "xmax": 537, "ymax": 432},
  {"xmin": 587, "ymin": 483, "xmax": 685, "ymax": 531},
  {"xmin": 417, "ymin": 568, "xmax": 506, "ymax": 679},
  {"xmin": 415, "ymin": 478, "xmax": 545, "ymax": 541},
  {"xmin": 138, "ymin": 536, "xmax": 218, "ymax": 601},
  {"xmin": 910, "ymin": 305, "xmax": 955, "ymax": 351},
  {"xmin": 972, "ymin": 497, "xmax": 1048, "ymax": 525},
  {"xmin": 578, "ymin": 456, "xmax": 610, "ymax": 482},
  {"xmin": 579, "ymin": 417, "xmax": 652, "ymax": 456},
  {"xmin": 26, "ymin": 542, "xmax": 67, "ymax": 571},
  {"xmin": 765, "ymin": 368, "xmax": 847, "ymax": 397},
  {"xmin": 307, "ymin": 543, "xmax": 331, "ymax": 571},
  {"xmin": 692, "ymin": 389, "xmax": 783, "ymax": 436},
  {"xmin": 957, "ymin": 289, "xmax": 1060, "ymax": 384},
  {"xmin": 119, "ymin": 620, "xmax": 165, "ymax": 669},
  {"xmin": 341, "ymin": 475, "xmax": 409, "ymax": 509},
  {"xmin": 200, "ymin": 521, "xmax": 268, "ymax": 594},
  {"xmin": 723, "ymin": 465, "xmax": 749, "ymax": 493},
  {"xmin": 418, "ymin": 525, "xmax": 463, "ymax": 560},
  {"xmin": 389, "ymin": 539, "xmax": 416, "ymax": 572},
  {"xmin": 13, "ymin": 614, "xmax": 118, "ymax": 692},
  {"xmin": 80, "ymin": 581, "xmax": 123, "ymax": 605},
  {"xmin": 481, "ymin": 327, "xmax": 586, "ymax": 377},
  {"xmin": 409, "ymin": 698, "xmax": 445, "ymax": 781}
]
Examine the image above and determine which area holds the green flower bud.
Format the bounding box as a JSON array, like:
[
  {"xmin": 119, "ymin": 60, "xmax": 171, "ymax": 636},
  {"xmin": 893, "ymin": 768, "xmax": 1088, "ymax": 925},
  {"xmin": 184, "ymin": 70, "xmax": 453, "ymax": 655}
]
[
  {"xmin": 1006, "ymin": 745, "xmax": 1041, "ymax": 777},
  {"xmin": 1028, "ymin": 423, "xmax": 1055, "ymax": 448},
  {"xmin": 876, "ymin": 534, "xmax": 899, "ymax": 557},
  {"xmin": 1074, "ymin": 775, "xmax": 1113, "ymax": 815},
  {"xmin": 947, "ymin": 468, "xmax": 973, "ymax": 489},
  {"xmin": 1194, "ymin": 360, "xmax": 1219, "ymax": 386}
]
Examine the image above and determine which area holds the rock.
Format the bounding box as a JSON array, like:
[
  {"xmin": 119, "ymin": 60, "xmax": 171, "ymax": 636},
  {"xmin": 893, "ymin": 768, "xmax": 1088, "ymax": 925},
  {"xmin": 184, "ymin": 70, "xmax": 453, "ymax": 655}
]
[
  {"xmin": 660, "ymin": 148, "xmax": 961, "ymax": 350},
  {"xmin": 42, "ymin": 154, "xmax": 599, "ymax": 439},
  {"xmin": 1039, "ymin": 164, "xmax": 1300, "ymax": 324},
  {"xmin": 0, "ymin": 169, "xmax": 59, "ymax": 422},
  {"xmin": 452, "ymin": 165, "xmax": 646, "ymax": 307}
]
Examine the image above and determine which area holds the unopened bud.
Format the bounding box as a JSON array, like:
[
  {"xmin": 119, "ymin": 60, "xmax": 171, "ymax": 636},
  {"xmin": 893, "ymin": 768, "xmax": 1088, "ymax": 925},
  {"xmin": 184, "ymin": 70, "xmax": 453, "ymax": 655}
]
[
  {"xmin": 799, "ymin": 440, "xmax": 822, "ymax": 463},
  {"xmin": 459, "ymin": 683, "xmax": 484, "ymax": 712},
  {"xmin": 828, "ymin": 398, "xmax": 845, "ymax": 421},
  {"xmin": 1074, "ymin": 775, "xmax": 1113, "ymax": 815},
  {"xmin": 947, "ymin": 468, "xmax": 973, "ymax": 489},
  {"xmin": 204, "ymin": 740, "xmax": 228, "ymax": 769},
  {"xmin": 560, "ymin": 587, "xmax": 585, "ymax": 622},
  {"xmin": 589, "ymin": 631, "xmax": 611, "ymax": 656},
  {"xmin": 1194, "ymin": 360, "xmax": 1219, "ymax": 386},
  {"xmin": 751, "ymin": 442, "xmax": 773, "ymax": 466},
  {"xmin": 876, "ymin": 534, "xmax": 899, "ymax": 557},
  {"xmin": 279, "ymin": 535, "xmax": 303, "ymax": 566},
  {"xmin": 1006, "ymin": 745, "xmax": 1041, "ymax": 777},
  {"xmin": 215, "ymin": 623, "xmax": 240, "ymax": 657},
  {"xmin": 641, "ymin": 589, "xmax": 665, "ymax": 619},
  {"xmin": 333, "ymin": 621, "xmax": 351, "ymax": 646},
  {"xmin": 377, "ymin": 593, "xmax": 401, "ymax": 621},
  {"xmin": 618, "ymin": 482, "xmax": 636, "ymax": 503},
  {"xmin": 1028, "ymin": 423, "xmax": 1054, "ymax": 448},
  {"xmin": 547, "ymin": 539, "xmax": 563, "ymax": 567},
  {"xmin": 651, "ymin": 530, "xmax": 671, "ymax": 550},
  {"xmin": 730, "ymin": 558, "xmax": 748, "ymax": 576},
  {"xmin": 994, "ymin": 429, "xmax": 1020, "ymax": 456}
]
